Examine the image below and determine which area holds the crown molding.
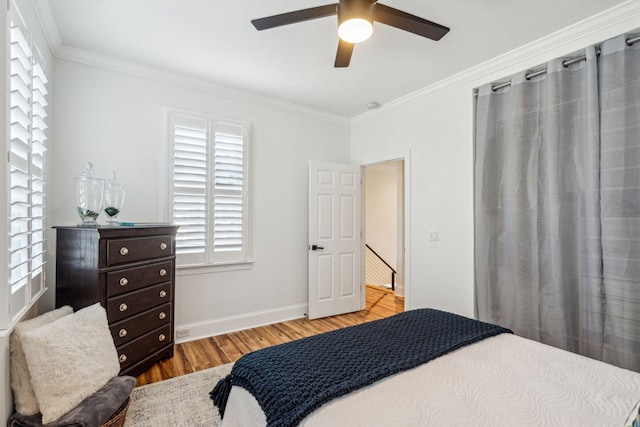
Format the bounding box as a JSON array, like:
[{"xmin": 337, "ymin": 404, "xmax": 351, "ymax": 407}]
[
  {"xmin": 55, "ymin": 45, "xmax": 350, "ymax": 125},
  {"xmin": 28, "ymin": 2, "xmax": 349, "ymax": 126},
  {"xmin": 28, "ymin": 0, "xmax": 61, "ymax": 53},
  {"xmin": 353, "ymin": 0, "xmax": 640, "ymax": 124}
]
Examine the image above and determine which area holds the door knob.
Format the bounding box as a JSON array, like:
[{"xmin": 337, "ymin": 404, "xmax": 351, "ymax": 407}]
[{"xmin": 310, "ymin": 244, "xmax": 324, "ymax": 251}]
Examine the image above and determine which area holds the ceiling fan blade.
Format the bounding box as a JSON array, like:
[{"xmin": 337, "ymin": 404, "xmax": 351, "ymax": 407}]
[
  {"xmin": 252, "ymin": 4, "xmax": 338, "ymax": 31},
  {"xmin": 334, "ymin": 39, "xmax": 354, "ymax": 68},
  {"xmin": 373, "ymin": 4, "xmax": 449, "ymax": 41}
]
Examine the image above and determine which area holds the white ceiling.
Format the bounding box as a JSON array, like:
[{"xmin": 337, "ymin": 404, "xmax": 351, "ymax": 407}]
[{"xmin": 41, "ymin": 0, "xmax": 630, "ymax": 117}]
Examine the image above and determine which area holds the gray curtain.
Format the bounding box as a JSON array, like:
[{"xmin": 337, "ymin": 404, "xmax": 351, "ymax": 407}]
[
  {"xmin": 599, "ymin": 35, "xmax": 640, "ymax": 370},
  {"xmin": 475, "ymin": 33, "xmax": 640, "ymax": 372}
]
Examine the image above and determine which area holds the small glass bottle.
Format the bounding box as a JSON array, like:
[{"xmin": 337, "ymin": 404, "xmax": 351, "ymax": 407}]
[
  {"xmin": 74, "ymin": 162, "xmax": 104, "ymax": 225},
  {"xmin": 103, "ymin": 171, "xmax": 126, "ymax": 224}
]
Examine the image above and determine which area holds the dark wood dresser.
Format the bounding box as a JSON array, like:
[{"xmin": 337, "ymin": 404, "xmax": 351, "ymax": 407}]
[{"xmin": 54, "ymin": 224, "xmax": 179, "ymax": 376}]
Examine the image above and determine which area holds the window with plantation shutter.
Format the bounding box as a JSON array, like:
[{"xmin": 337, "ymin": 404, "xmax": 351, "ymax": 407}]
[
  {"xmin": 169, "ymin": 113, "xmax": 250, "ymax": 267},
  {"xmin": 213, "ymin": 124, "xmax": 245, "ymax": 255},
  {"xmin": 2, "ymin": 3, "xmax": 49, "ymax": 329}
]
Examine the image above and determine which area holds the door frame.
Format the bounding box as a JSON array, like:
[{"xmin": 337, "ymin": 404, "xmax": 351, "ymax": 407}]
[{"xmin": 359, "ymin": 150, "xmax": 411, "ymax": 309}]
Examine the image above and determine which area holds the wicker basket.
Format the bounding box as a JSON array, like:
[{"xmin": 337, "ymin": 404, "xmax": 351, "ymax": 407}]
[{"xmin": 101, "ymin": 398, "xmax": 130, "ymax": 427}]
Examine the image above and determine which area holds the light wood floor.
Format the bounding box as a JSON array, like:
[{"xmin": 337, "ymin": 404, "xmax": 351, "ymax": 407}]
[{"xmin": 136, "ymin": 285, "xmax": 404, "ymax": 386}]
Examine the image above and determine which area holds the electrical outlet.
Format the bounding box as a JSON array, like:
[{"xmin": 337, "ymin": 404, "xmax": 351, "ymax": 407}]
[
  {"xmin": 428, "ymin": 229, "xmax": 439, "ymax": 241},
  {"xmin": 176, "ymin": 328, "xmax": 191, "ymax": 339}
]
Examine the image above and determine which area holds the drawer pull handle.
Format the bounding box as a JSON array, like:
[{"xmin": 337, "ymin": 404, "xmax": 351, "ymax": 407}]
[
  {"xmin": 119, "ymin": 354, "xmax": 127, "ymax": 363},
  {"xmin": 159, "ymin": 334, "xmax": 166, "ymax": 342},
  {"xmin": 159, "ymin": 290, "xmax": 167, "ymax": 298},
  {"xmin": 119, "ymin": 247, "xmax": 129, "ymax": 256},
  {"xmin": 119, "ymin": 277, "xmax": 129, "ymax": 286},
  {"xmin": 119, "ymin": 328, "xmax": 127, "ymax": 338},
  {"xmin": 159, "ymin": 268, "xmax": 167, "ymax": 277},
  {"xmin": 119, "ymin": 303, "xmax": 128, "ymax": 312},
  {"xmin": 160, "ymin": 243, "xmax": 168, "ymax": 250},
  {"xmin": 159, "ymin": 312, "xmax": 166, "ymax": 320}
]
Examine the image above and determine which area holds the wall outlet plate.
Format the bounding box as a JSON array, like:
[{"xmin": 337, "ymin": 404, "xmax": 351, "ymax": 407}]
[{"xmin": 176, "ymin": 328, "xmax": 191, "ymax": 338}]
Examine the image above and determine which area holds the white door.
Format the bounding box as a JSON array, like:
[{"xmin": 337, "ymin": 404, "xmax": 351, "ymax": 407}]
[{"xmin": 308, "ymin": 161, "xmax": 363, "ymax": 319}]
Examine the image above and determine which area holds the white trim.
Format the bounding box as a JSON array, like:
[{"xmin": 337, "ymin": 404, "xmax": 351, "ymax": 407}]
[
  {"xmin": 27, "ymin": 0, "xmax": 350, "ymax": 124},
  {"xmin": 28, "ymin": 0, "xmax": 640, "ymax": 128},
  {"xmin": 52, "ymin": 43, "xmax": 350, "ymax": 125},
  {"xmin": 352, "ymin": 0, "xmax": 640, "ymax": 124},
  {"xmin": 174, "ymin": 303, "xmax": 307, "ymax": 344},
  {"xmin": 0, "ymin": 0, "xmax": 9, "ymax": 330},
  {"xmin": 26, "ymin": 0, "xmax": 61, "ymax": 53},
  {"xmin": 165, "ymin": 107, "xmax": 253, "ymax": 268},
  {"xmin": 0, "ymin": 287, "xmax": 47, "ymax": 337},
  {"xmin": 360, "ymin": 167, "xmax": 366, "ymax": 311},
  {"xmin": 176, "ymin": 260, "xmax": 253, "ymax": 276},
  {"xmin": 2, "ymin": 1, "xmax": 49, "ymax": 330}
]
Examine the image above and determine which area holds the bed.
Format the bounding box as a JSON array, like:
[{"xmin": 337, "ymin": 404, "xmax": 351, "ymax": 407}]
[{"xmin": 211, "ymin": 309, "xmax": 640, "ymax": 427}]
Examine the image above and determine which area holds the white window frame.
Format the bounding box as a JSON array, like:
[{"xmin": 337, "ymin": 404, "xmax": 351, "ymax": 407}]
[
  {"xmin": 1, "ymin": 0, "xmax": 48, "ymax": 331},
  {"xmin": 167, "ymin": 110, "xmax": 252, "ymax": 271}
]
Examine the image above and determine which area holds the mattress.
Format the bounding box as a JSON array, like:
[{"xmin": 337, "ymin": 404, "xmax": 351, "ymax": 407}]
[{"xmin": 221, "ymin": 334, "xmax": 640, "ymax": 426}]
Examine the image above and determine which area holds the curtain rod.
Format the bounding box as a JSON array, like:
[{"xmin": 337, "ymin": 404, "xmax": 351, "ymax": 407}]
[{"xmin": 475, "ymin": 35, "xmax": 640, "ymax": 94}]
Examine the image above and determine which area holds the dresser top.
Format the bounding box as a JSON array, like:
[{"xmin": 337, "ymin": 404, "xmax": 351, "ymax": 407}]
[
  {"xmin": 54, "ymin": 224, "xmax": 179, "ymax": 238},
  {"xmin": 54, "ymin": 223, "xmax": 175, "ymax": 229}
]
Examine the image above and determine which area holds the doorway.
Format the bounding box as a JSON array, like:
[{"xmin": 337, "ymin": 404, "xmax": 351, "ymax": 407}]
[{"xmin": 364, "ymin": 160, "xmax": 405, "ymax": 304}]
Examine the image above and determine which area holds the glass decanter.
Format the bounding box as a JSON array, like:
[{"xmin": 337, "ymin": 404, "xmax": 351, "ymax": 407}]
[
  {"xmin": 103, "ymin": 171, "xmax": 125, "ymax": 224},
  {"xmin": 74, "ymin": 162, "xmax": 104, "ymax": 225}
]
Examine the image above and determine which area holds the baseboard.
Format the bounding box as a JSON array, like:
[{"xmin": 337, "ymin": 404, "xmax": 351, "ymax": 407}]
[{"xmin": 174, "ymin": 303, "xmax": 308, "ymax": 344}]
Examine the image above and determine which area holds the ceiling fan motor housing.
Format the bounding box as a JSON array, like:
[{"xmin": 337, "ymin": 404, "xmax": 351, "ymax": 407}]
[{"xmin": 337, "ymin": 0, "xmax": 375, "ymax": 26}]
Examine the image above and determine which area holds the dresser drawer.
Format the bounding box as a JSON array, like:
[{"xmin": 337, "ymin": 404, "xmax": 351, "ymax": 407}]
[
  {"xmin": 107, "ymin": 282, "xmax": 172, "ymax": 322},
  {"xmin": 116, "ymin": 323, "xmax": 172, "ymax": 371},
  {"xmin": 109, "ymin": 303, "xmax": 171, "ymax": 346},
  {"xmin": 106, "ymin": 235, "xmax": 173, "ymax": 266},
  {"xmin": 106, "ymin": 260, "xmax": 173, "ymax": 297}
]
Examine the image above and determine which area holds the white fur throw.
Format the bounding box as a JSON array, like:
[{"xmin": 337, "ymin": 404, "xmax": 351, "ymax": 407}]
[
  {"xmin": 20, "ymin": 303, "xmax": 121, "ymax": 424},
  {"xmin": 10, "ymin": 305, "xmax": 73, "ymax": 415}
]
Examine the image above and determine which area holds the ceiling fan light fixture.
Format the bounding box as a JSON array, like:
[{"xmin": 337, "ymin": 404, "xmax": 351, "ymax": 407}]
[
  {"xmin": 338, "ymin": 18, "xmax": 373, "ymax": 43},
  {"xmin": 251, "ymin": 0, "xmax": 450, "ymax": 68},
  {"xmin": 337, "ymin": 0, "xmax": 374, "ymax": 44}
]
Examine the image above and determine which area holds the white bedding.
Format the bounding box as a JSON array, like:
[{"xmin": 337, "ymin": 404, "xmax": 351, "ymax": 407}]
[{"xmin": 221, "ymin": 334, "xmax": 640, "ymax": 426}]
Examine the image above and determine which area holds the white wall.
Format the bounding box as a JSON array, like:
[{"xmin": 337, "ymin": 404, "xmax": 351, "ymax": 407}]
[
  {"xmin": 351, "ymin": 2, "xmax": 640, "ymax": 318},
  {"xmin": 48, "ymin": 58, "xmax": 351, "ymax": 341},
  {"xmin": 365, "ymin": 164, "xmax": 398, "ymax": 270}
]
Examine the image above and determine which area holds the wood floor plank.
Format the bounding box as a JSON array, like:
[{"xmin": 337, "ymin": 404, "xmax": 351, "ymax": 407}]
[
  {"xmin": 136, "ymin": 286, "xmax": 404, "ymax": 386},
  {"xmin": 203, "ymin": 337, "xmax": 232, "ymax": 366},
  {"xmin": 271, "ymin": 322, "xmax": 307, "ymax": 341},
  {"xmin": 235, "ymin": 330, "xmax": 266, "ymax": 353}
]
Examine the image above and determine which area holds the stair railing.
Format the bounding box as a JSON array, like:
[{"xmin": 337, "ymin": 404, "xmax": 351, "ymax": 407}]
[{"xmin": 365, "ymin": 244, "xmax": 396, "ymax": 291}]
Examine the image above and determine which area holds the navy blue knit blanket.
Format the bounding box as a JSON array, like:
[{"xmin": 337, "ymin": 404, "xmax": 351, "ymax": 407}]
[{"xmin": 210, "ymin": 309, "xmax": 511, "ymax": 427}]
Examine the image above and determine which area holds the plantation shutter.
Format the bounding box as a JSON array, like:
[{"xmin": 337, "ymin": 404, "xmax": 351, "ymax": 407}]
[
  {"xmin": 30, "ymin": 59, "xmax": 48, "ymax": 292},
  {"xmin": 172, "ymin": 115, "xmax": 208, "ymax": 265},
  {"xmin": 212, "ymin": 123, "xmax": 246, "ymax": 261},
  {"xmin": 170, "ymin": 115, "xmax": 249, "ymax": 267},
  {"xmin": 5, "ymin": 10, "xmax": 48, "ymax": 327}
]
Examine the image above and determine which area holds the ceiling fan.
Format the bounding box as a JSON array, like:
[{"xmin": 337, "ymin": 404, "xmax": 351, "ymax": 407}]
[{"xmin": 251, "ymin": 0, "xmax": 450, "ymax": 68}]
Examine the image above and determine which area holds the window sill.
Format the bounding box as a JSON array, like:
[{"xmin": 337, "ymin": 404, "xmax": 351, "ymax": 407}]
[
  {"xmin": 0, "ymin": 287, "xmax": 48, "ymax": 339},
  {"xmin": 176, "ymin": 260, "xmax": 254, "ymax": 277}
]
